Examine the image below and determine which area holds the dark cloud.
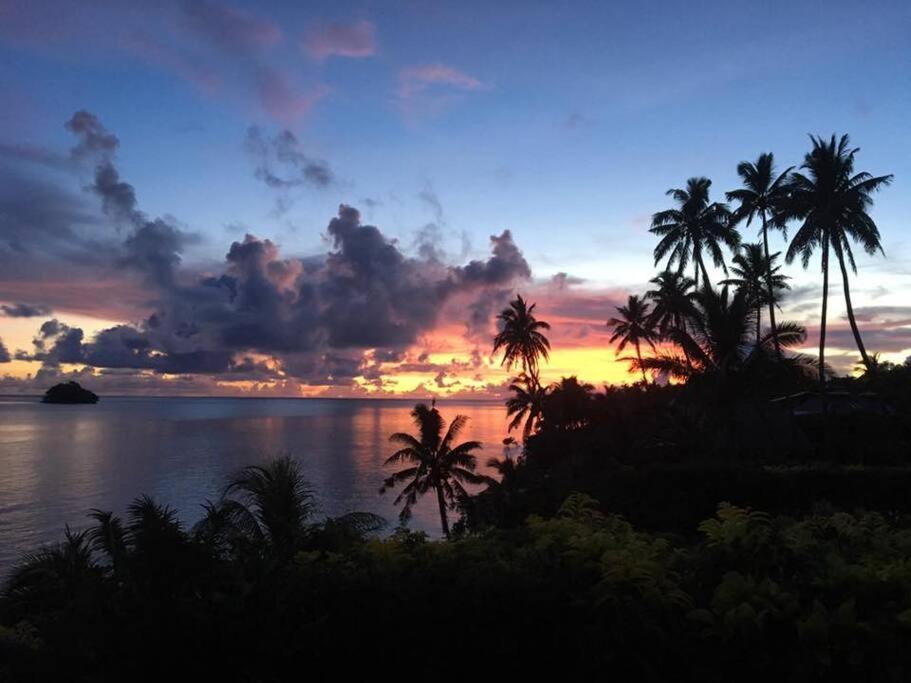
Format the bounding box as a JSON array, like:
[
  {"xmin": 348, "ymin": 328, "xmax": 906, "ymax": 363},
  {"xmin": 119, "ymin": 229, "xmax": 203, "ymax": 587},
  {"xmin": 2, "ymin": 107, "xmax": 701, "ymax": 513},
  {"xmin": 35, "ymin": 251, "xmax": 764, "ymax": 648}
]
[
  {"xmin": 65, "ymin": 110, "xmax": 120, "ymax": 161},
  {"xmin": 245, "ymin": 126, "xmax": 333, "ymax": 213},
  {"xmin": 7, "ymin": 112, "xmax": 533, "ymax": 390},
  {"xmin": 1, "ymin": 303, "xmax": 52, "ymax": 318},
  {"xmin": 65, "ymin": 110, "xmax": 190, "ymax": 289},
  {"xmin": 0, "ymin": 338, "xmax": 10, "ymax": 363}
]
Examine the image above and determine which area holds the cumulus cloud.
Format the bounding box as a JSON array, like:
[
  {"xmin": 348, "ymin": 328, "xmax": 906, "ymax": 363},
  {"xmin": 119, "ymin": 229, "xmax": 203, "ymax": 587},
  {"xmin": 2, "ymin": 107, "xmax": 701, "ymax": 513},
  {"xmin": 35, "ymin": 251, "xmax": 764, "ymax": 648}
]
[
  {"xmin": 4, "ymin": 111, "xmax": 534, "ymax": 393},
  {"xmin": 1, "ymin": 303, "xmax": 52, "ymax": 318},
  {"xmin": 0, "ymin": 338, "xmax": 10, "ymax": 363},
  {"xmin": 302, "ymin": 20, "xmax": 376, "ymax": 60}
]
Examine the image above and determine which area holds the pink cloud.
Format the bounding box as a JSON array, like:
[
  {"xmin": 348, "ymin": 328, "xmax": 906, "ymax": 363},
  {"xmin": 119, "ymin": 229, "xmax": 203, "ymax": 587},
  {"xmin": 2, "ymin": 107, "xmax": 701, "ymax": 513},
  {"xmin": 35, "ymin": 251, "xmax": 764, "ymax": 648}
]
[
  {"xmin": 398, "ymin": 63, "xmax": 486, "ymax": 100},
  {"xmin": 303, "ymin": 20, "xmax": 376, "ymax": 60},
  {"xmin": 254, "ymin": 69, "xmax": 329, "ymax": 122}
]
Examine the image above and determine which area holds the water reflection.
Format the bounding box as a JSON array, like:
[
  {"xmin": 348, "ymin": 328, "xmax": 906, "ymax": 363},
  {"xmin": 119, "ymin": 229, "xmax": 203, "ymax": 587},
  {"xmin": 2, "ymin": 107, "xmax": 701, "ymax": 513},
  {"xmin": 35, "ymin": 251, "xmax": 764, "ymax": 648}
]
[{"xmin": 0, "ymin": 396, "xmax": 510, "ymax": 569}]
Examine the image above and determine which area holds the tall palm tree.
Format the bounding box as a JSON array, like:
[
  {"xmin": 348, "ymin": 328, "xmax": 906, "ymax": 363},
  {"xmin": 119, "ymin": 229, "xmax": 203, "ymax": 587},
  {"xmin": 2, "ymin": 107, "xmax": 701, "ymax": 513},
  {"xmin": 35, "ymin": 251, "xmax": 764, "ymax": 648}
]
[
  {"xmin": 380, "ymin": 403, "xmax": 484, "ymax": 538},
  {"xmin": 721, "ymin": 243, "xmax": 790, "ymax": 343},
  {"xmin": 784, "ymin": 134, "xmax": 893, "ymax": 380},
  {"xmin": 492, "ymin": 295, "xmax": 551, "ymax": 382},
  {"xmin": 650, "ymin": 177, "xmax": 739, "ymax": 289},
  {"xmin": 505, "ymin": 373, "xmax": 548, "ymax": 440},
  {"xmin": 726, "ymin": 153, "xmax": 793, "ymax": 355},
  {"xmin": 607, "ymin": 294, "xmax": 658, "ymax": 383}
]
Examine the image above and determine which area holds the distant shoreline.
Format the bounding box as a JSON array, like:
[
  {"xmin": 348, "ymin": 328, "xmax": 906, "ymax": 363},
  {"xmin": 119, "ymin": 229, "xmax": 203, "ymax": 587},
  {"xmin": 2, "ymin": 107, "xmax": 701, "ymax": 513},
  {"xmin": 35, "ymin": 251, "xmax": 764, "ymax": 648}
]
[{"xmin": 0, "ymin": 394, "xmax": 503, "ymax": 404}]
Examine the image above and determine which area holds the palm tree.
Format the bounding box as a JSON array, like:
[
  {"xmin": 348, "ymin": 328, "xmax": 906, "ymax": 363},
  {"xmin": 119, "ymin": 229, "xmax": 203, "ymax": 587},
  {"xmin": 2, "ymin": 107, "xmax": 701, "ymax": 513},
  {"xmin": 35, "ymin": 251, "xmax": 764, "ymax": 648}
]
[
  {"xmin": 650, "ymin": 177, "xmax": 739, "ymax": 288},
  {"xmin": 505, "ymin": 373, "xmax": 548, "ymax": 440},
  {"xmin": 214, "ymin": 457, "xmax": 316, "ymax": 560},
  {"xmin": 646, "ymin": 270, "xmax": 698, "ymax": 337},
  {"xmin": 541, "ymin": 376, "xmax": 595, "ymax": 430},
  {"xmin": 492, "ymin": 295, "xmax": 551, "ymax": 382},
  {"xmin": 721, "ymin": 243, "xmax": 790, "ymax": 343},
  {"xmin": 607, "ymin": 294, "xmax": 658, "ymax": 383},
  {"xmin": 380, "ymin": 403, "xmax": 484, "ymax": 538},
  {"xmin": 784, "ymin": 134, "xmax": 893, "ymax": 380},
  {"xmin": 640, "ymin": 286, "xmax": 813, "ymax": 383},
  {"xmin": 726, "ymin": 153, "xmax": 793, "ymax": 355}
]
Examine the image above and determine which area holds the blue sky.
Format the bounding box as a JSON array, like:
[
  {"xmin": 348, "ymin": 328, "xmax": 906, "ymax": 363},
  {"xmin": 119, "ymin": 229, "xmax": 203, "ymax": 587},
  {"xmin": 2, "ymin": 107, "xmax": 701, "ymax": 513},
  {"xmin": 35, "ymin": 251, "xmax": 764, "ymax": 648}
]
[{"xmin": 0, "ymin": 0, "xmax": 909, "ymax": 394}]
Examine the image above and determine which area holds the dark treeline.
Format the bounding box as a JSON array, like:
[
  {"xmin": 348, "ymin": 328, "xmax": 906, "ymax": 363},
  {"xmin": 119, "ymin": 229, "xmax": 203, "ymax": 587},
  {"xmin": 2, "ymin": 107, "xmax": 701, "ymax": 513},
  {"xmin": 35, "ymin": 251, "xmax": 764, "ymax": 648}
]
[{"xmin": 3, "ymin": 134, "xmax": 910, "ymax": 680}]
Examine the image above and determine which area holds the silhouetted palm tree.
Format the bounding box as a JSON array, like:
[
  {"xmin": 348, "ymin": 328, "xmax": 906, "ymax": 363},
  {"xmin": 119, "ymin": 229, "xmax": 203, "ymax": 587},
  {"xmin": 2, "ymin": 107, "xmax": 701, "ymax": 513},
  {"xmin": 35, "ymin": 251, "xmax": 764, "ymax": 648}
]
[
  {"xmin": 492, "ymin": 295, "xmax": 551, "ymax": 381},
  {"xmin": 646, "ymin": 270, "xmax": 698, "ymax": 336},
  {"xmin": 505, "ymin": 373, "xmax": 548, "ymax": 439},
  {"xmin": 541, "ymin": 377, "xmax": 595, "ymax": 430},
  {"xmin": 608, "ymin": 294, "xmax": 658, "ymax": 383},
  {"xmin": 726, "ymin": 153, "xmax": 793, "ymax": 355},
  {"xmin": 721, "ymin": 243, "xmax": 790, "ymax": 343},
  {"xmin": 640, "ymin": 286, "xmax": 813, "ymax": 383},
  {"xmin": 216, "ymin": 457, "xmax": 316, "ymax": 560},
  {"xmin": 2, "ymin": 528, "xmax": 100, "ymax": 613},
  {"xmin": 380, "ymin": 403, "xmax": 484, "ymax": 538},
  {"xmin": 784, "ymin": 134, "xmax": 893, "ymax": 380},
  {"xmin": 651, "ymin": 177, "xmax": 739, "ymax": 288}
]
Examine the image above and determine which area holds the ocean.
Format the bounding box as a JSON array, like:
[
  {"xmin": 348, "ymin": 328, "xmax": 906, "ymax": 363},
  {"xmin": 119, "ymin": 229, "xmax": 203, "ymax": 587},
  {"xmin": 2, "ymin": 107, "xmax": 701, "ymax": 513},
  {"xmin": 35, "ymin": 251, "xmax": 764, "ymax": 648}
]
[{"xmin": 0, "ymin": 395, "xmax": 512, "ymax": 570}]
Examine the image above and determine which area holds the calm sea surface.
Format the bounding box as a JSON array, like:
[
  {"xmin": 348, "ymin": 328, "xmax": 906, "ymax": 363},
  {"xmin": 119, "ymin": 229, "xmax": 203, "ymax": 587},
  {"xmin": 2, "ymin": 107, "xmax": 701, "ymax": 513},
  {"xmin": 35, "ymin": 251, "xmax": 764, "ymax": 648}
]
[{"xmin": 0, "ymin": 396, "xmax": 512, "ymax": 571}]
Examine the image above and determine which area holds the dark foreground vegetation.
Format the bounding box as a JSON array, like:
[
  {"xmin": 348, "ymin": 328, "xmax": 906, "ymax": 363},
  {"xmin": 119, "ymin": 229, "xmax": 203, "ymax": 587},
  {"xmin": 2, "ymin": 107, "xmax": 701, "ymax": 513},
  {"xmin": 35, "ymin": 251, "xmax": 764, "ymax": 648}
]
[
  {"xmin": 4, "ymin": 133, "xmax": 908, "ymax": 680},
  {"xmin": 3, "ymin": 461, "xmax": 911, "ymax": 682}
]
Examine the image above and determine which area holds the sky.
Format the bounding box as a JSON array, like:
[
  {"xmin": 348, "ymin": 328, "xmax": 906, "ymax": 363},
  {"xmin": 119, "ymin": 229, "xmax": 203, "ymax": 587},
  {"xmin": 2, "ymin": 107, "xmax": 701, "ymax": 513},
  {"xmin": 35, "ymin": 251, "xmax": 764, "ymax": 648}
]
[{"xmin": 0, "ymin": 0, "xmax": 909, "ymax": 398}]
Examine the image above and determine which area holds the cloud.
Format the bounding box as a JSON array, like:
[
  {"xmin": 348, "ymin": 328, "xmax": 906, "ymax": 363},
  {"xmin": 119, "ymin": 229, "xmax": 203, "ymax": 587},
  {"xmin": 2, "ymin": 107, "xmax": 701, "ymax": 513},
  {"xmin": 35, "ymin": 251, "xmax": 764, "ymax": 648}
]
[
  {"xmin": 245, "ymin": 126, "xmax": 333, "ymax": 213},
  {"xmin": 0, "ymin": 338, "xmax": 9, "ymax": 363},
  {"xmin": 1, "ymin": 302, "xmax": 52, "ymax": 317},
  {"xmin": 398, "ymin": 64, "xmax": 486, "ymax": 100},
  {"xmin": 303, "ymin": 20, "xmax": 376, "ymax": 60},
  {"xmin": 4, "ymin": 112, "xmax": 535, "ymax": 392},
  {"xmin": 181, "ymin": 0, "xmax": 282, "ymax": 53}
]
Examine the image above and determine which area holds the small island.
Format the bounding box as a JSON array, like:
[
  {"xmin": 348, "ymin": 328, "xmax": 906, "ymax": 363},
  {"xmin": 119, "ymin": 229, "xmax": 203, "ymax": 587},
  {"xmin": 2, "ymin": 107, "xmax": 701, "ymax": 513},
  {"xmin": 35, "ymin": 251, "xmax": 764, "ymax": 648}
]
[{"xmin": 42, "ymin": 381, "xmax": 99, "ymax": 404}]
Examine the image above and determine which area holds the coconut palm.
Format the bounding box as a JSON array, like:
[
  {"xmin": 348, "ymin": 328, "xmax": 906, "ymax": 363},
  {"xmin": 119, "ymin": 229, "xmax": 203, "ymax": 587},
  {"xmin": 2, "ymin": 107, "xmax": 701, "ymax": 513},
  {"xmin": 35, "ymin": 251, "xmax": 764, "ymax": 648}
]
[
  {"xmin": 726, "ymin": 153, "xmax": 793, "ymax": 355},
  {"xmin": 492, "ymin": 295, "xmax": 551, "ymax": 381},
  {"xmin": 783, "ymin": 134, "xmax": 893, "ymax": 381},
  {"xmin": 721, "ymin": 243, "xmax": 790, "ymax": 343},
  {"xmin": 650, "ymin": 177, "xmax": 739, "ymax": 288},
  {"xmin": 380, "ymin": 403, "xmax": 484, "ymax": 538},
  {"xmin": 646, "ymin": 270, "xmax": 698, "ymax": 338},
  {"xmin": 541, "ymin": 376, "xmax": 595, "ymax": 430},
  {"xmin": 640, "ymin": 286, "xmax": 813, "ymax": 383},
  {"xmin": 505, "ymin": 373, "xmax": 549, "ymax": 440},
  {"xmin": 608, "ymin": 294, "xmax": 658, "ymax": 383},
  {"xmin": 215, "ymin": 457, "xmax": 316, "ymax": 560}
]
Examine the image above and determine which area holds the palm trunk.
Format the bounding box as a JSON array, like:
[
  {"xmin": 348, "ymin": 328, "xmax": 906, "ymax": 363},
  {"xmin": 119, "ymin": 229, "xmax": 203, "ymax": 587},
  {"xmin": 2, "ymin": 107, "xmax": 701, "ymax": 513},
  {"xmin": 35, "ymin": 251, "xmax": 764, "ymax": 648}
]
[
  {"xmin": 696, "ymin": 250, "xmax": 711, "ymax": 291},
  {"xmin": 636, "ymin": 341, "xmax": 647, "ymax": 383},
  {"xmin": 837, "ymin": 250, "xmax": 872, "ymax": 372},
  {"xmin": 762, "ymin": 216, "xmax": 781, "ymax": 357},
  {"xmin": 435, "ymin": 485, "xmax": 450, "ymax": 539},
  {"xmin": 819, "ymin": 234, "xmax": 829, "ymax": 389},
  {"xmin": 756, "ymin": 305, "xmax": 762, "ymax": 345}
]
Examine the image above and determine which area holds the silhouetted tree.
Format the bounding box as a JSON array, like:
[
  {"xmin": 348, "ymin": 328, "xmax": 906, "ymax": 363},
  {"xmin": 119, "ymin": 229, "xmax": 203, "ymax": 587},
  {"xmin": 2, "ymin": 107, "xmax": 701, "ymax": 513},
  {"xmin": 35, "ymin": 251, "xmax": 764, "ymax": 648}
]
[
  {"xmin": 726, "ymin": 153, "xmax": 793, "ymax": 355},
  {"xmin": 641, "ymin": 286, "xmax": 813, "ymax": 384},
  {"xmin": 208, "ymin": 457, "xmax": 316, "ymax": 563},
  {"xmin": 784, "ymin": 134, "xmax": 892, "ymax": 380},
  {"xmin": 380, "ymin": 403, "xmax": 484, "ymax": 538},
  {"xmin": 608, "ymin": 294, "xmax": 658, "ymax": 382},
  {"xmin": 541, "ymin": 377, "xmax": 596, "ymax": 430},
  {"xmin": 505, "ymin": 373, "xmax": 548, "ymax": 440},
  {"xmin": 651, "ymin": 177, "xmax": 739, "ymax": 288},
  {"xmin": 492, "ymin": 295, "xmax": 551, "ymax": 382},
  {"xmin": 721, "ymin": 243, "xmax": 790, "ymax": 343},
  {"xmin": 646, "ymin": 270, "xmax": 698, "ymax": 339}
]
